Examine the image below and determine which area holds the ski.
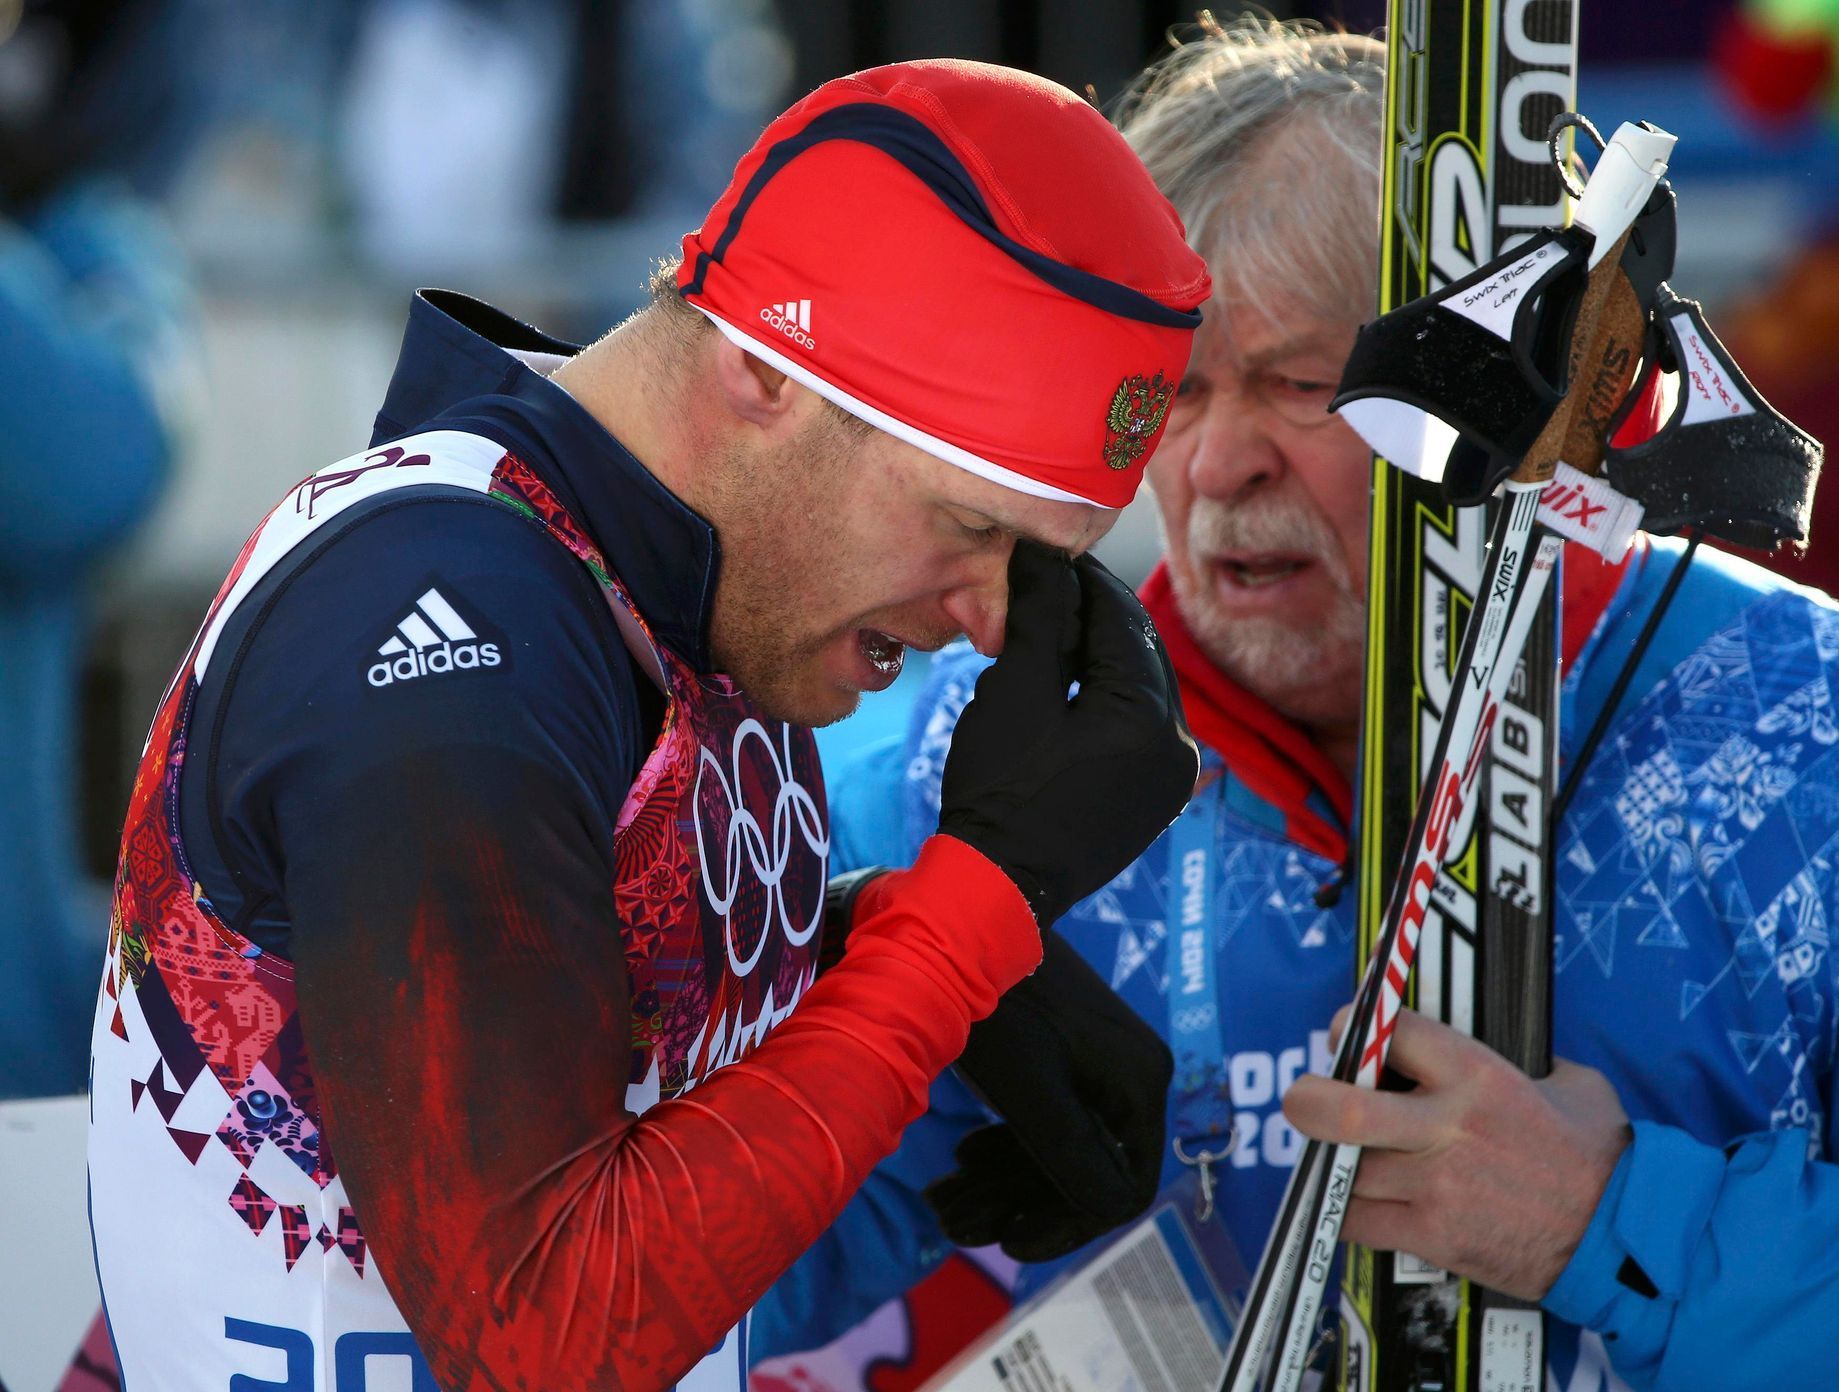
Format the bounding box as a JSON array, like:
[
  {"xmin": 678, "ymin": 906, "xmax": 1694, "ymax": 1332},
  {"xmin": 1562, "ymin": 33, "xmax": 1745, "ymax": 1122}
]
[
  {"xmin": 1218, "ymin": 487, "xmax": 1555, "ymax": 1392},
  {"xmin": 1344, "ymin": 3, "xmax": 1577, "ymax": 1388}
]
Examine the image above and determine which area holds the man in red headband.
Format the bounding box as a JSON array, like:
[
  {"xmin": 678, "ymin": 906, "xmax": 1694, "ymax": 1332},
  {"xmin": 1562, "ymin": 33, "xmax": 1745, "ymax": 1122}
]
[{"xmin": 85, "ymin": 60, "xmax": 1208, "ymax": 1392}]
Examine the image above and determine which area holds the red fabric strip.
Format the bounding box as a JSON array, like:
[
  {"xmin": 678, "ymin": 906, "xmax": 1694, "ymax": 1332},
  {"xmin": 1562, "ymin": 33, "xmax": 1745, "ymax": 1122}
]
[{"xmin": 1139, "ymin": 563, "xmax": 1351, "ymax": 864}]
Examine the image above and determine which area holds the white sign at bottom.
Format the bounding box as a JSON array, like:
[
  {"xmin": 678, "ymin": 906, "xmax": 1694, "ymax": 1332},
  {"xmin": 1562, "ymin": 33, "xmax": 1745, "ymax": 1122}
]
[{"xmin": 924, "ymin": 1195, "xmax": 1243, "ymax": 1392}]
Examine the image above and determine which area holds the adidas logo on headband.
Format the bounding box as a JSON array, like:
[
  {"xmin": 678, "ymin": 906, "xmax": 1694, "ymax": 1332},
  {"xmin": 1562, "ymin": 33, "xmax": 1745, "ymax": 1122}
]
[{"xmin": 761, "ymin": 299, "xmax": 815, "ymax": 351}]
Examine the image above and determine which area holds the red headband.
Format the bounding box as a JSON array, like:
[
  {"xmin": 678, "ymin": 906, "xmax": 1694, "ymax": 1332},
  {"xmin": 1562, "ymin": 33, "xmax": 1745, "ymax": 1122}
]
[{"xmin": 680, "ymin": 60, "xmax": 1209, "ymax": 509}]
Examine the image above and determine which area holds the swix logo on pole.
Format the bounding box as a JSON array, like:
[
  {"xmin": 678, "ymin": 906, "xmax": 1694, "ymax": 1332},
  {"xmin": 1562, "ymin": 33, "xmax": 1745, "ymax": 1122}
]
[
  {"xmin": 1492, "ymin": 553, "xmax": 1519, "ymax": 603},
  {"xmin": 1578, "ymin": 339, "xmax": 1636, "ymax": 441},
  {"xmin": 1541, "ymin": 479, "xmax": 1605, "ymax": 529},
  {"xmin": 1361, "ymin": 695, "xmax": 1500, "ymax": 1079},
  {"xmin": 760, "ymin": 299, "xmax": 815, "ymax": 350},
  {"xmin": 1537, "ymin": 461, "xmax": 1644, "ymax": 558}
]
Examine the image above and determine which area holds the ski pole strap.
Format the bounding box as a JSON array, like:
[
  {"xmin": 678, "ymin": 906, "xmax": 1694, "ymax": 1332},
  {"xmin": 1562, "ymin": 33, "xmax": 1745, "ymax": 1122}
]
[
  {"xmin": 1605, "ymin": 290, "xmax": 1823, "ymax": 550},
  {"xmin": 1334, "ymin": 135, "xmax": 1682, "ymax": 501},
  {"xmin": 1166, "ymin": 763, "xmax": 1233, "ymax": 1209},
  {"xmin": 1331, "ymin": 227, "xmax": 1584, "ymax": 481}
]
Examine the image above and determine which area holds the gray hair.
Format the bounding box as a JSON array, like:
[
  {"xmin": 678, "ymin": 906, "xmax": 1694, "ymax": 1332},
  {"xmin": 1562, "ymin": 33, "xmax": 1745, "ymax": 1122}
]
[{"xmin": 1116, "ymin": 12, "xmax": 1386, "ymax": 324}]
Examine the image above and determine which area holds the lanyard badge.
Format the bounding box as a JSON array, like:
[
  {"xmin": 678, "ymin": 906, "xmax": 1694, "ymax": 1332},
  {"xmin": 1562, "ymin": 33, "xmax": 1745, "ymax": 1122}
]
[{"xmin": 1167, "ymin": 764, "xmax": 1234, "ymax": 1220}]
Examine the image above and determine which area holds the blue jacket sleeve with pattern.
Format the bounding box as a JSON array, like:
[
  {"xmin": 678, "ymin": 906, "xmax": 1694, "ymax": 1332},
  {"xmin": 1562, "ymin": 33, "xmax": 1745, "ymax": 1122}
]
[
  {"xmin": 1545, "ymin": 1120, "xmax": 1839, "ymax": 1389},
  {"xmin": 1543, "ymin": 540, "xmax": 1839, "ymax": 1389}
]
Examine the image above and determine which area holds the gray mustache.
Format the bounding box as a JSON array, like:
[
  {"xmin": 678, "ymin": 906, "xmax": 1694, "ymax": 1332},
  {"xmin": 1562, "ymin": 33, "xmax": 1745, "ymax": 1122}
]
[{"xmin": 1188, "ymin": 497, "xmax": 1336, "ymax": 562}]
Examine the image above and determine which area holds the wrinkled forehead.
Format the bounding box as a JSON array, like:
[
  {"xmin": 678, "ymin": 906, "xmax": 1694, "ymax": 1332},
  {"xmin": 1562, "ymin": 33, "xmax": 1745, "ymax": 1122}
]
[{"xmin": 1188, "ymin": 292, "xmax": 1362, "ymax": 369}]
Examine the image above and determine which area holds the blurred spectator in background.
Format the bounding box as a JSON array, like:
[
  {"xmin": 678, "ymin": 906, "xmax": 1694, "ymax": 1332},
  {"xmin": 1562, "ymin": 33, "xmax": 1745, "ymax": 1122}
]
[
  {"xmin": 333, "ymin": 0, "xmax": 793, "ymax": 327},
  {"xmin": 1718, "ymin": 0, "xmax": 1839, "ymax": 125},
  {"xmin": 1713, "ymin": 0, "xmax": 1839, "ymax": 594},
  {"xmin": 0, "ymin": 0, "xmax": 200, "ymax": 1097}
]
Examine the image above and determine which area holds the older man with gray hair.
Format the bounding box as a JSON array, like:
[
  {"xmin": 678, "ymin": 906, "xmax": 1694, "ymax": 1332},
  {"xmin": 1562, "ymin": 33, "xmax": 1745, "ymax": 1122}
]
[{"xmin": 753, "ymin": 16, "xmax": 1839, "ymax": 1391}]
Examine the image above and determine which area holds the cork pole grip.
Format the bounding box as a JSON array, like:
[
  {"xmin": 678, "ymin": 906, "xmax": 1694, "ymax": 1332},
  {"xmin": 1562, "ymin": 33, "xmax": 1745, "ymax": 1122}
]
[{"xmin": 1514, "ymin": 227, "xmax": 1646, "ymax": 484}]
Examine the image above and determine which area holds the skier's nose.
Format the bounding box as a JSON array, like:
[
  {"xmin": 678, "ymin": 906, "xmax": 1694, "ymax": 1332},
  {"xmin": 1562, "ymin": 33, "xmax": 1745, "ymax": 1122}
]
[
  {"xmin": 940, "ymin": 549, "xmax": 1012, "ymax": 657},
  {"xmin": 1186, "ymin": 389, "xmax": 1287, "ymax": 502}
]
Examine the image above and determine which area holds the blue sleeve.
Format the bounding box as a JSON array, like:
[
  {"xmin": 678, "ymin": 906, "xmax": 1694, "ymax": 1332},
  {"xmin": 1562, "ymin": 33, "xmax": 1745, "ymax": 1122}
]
[
  {"xmin": 895, "ymin": 644, "xmax": 994, "ymax": 852},
  {"xmin": 824, "ymin": 734, "xmax": 918, "ymax": 875},
  {"xmin": 821, "ymin": 643, "xmax": 994, "ymax": 876},
  {"xmin": 1544, "ymin": 1121, "xmax": 1839, "ymax": 1389},
  {"xmin": 0, "ymin": 182, "xmax": 195, "ymax": 581},
  {"xmin": 181, "ymin": 491, "xmax": 643, "ymax": 955},
  {"xmin": 1552, "ymin": 548, "xmax": 1839, "ymax": 1386}
]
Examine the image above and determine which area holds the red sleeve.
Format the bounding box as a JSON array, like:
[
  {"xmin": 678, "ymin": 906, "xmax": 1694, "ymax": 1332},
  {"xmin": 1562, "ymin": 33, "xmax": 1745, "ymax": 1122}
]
[
  {"xmin": 285, "ymin": 718, "xmax": 1037, "ymax": 1392},
  {"xmin": 473, "ymin": 836, "xmax": 1041, "ymax": 1391},
  {"xmin": 478, "ymin": 836, "xmax": 1036, "ymax": 1390}
]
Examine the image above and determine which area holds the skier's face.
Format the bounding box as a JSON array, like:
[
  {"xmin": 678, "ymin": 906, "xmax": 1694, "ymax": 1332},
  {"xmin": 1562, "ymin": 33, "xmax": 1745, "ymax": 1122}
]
[
  {"xmin": 708, "ymin": 393, "xmax": 1113, "ymax": 728},
  {"xmin": 1147, "ymin": 293, "xmax": 1370, "ymax": 734}
]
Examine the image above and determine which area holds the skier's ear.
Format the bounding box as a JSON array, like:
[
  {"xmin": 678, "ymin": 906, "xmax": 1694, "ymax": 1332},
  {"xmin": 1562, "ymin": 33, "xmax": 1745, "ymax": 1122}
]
[{"xmin": 712, "ymin": 335, "xmax": 793, "ymax": 429}]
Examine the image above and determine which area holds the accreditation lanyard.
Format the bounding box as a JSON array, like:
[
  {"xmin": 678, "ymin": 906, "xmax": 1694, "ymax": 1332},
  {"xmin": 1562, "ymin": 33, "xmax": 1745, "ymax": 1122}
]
[{"xmin": 1166, "ymin": 762, "xmax": 1233, "ymax": 1220}]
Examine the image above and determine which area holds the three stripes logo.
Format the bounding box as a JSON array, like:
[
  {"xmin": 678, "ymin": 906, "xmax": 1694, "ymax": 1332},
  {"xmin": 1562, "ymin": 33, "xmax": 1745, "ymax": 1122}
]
[
  {"xmin": 759, "ymin": 298, "xmax": 815, "ymax": 351},
  {"xmin": 366, "ymin": 587, "xmax": 503, "ymax": 688}
]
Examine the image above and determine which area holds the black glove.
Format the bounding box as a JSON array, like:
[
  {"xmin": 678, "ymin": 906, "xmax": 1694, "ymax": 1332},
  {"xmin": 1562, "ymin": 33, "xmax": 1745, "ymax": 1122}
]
[
  {"xmin": 938, "ymin": 543, "xmax": 1199, "ymax": 927},
  {"xmin": 817, "ymin": 865, "xmax": 889, "ymax": 975},
  {"xmin": 926, "ymin": 929, "xmax": 1174, "ymax": 1261}
]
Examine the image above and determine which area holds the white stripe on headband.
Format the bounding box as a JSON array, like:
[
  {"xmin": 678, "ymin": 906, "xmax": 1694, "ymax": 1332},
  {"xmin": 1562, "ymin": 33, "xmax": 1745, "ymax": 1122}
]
[{"xmin": 691, "ymin": 305, "xmax": 1109, "ymax": 509}]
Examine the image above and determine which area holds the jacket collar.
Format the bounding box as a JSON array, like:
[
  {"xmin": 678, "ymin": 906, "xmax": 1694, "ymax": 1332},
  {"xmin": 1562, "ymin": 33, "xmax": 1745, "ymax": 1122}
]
[
  {"xmin": 1140, "ymin": 563, "xmax": 1352, "ymax": 863},
  {"xmin": 1139, "ymin": 545, "xmax": 1630, "ymax": 868},
  {"xmin": 371, "ymin": 289, "xmax": 721, "ymax": 670}
]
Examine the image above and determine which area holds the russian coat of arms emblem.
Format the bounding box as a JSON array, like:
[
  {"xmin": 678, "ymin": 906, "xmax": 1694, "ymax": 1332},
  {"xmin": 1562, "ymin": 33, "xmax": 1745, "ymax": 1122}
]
[{"xmin": 1102, "ymin": 371, "xmax": 1175, "ymax": 471}]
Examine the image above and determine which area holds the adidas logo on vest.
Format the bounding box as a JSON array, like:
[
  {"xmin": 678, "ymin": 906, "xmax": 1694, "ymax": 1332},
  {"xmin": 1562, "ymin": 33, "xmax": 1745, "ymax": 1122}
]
[
  {"xmin": 760, "ymin": 299, "xmax": 814, "ymax": 350},
  {"xmin": 367, "ymin": 587, "xmax": 501, "ymax": 687}
]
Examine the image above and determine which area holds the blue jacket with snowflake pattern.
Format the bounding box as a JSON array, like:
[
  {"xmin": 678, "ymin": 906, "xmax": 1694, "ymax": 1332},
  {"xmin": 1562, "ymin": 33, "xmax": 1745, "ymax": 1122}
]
[{"xmin": 755, "ymin": 537, "xmax": 1839, "ymax": 1392}]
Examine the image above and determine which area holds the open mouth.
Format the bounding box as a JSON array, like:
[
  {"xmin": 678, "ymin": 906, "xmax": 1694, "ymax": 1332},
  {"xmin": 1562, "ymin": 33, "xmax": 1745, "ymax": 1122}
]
[
  {"xmin": 1216, "ymin": 556, "xmax": 1311, "ymax": 589},
  {"xmin": 858, "ymin": 628, "xmax": 906, "ymax": 678}
]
